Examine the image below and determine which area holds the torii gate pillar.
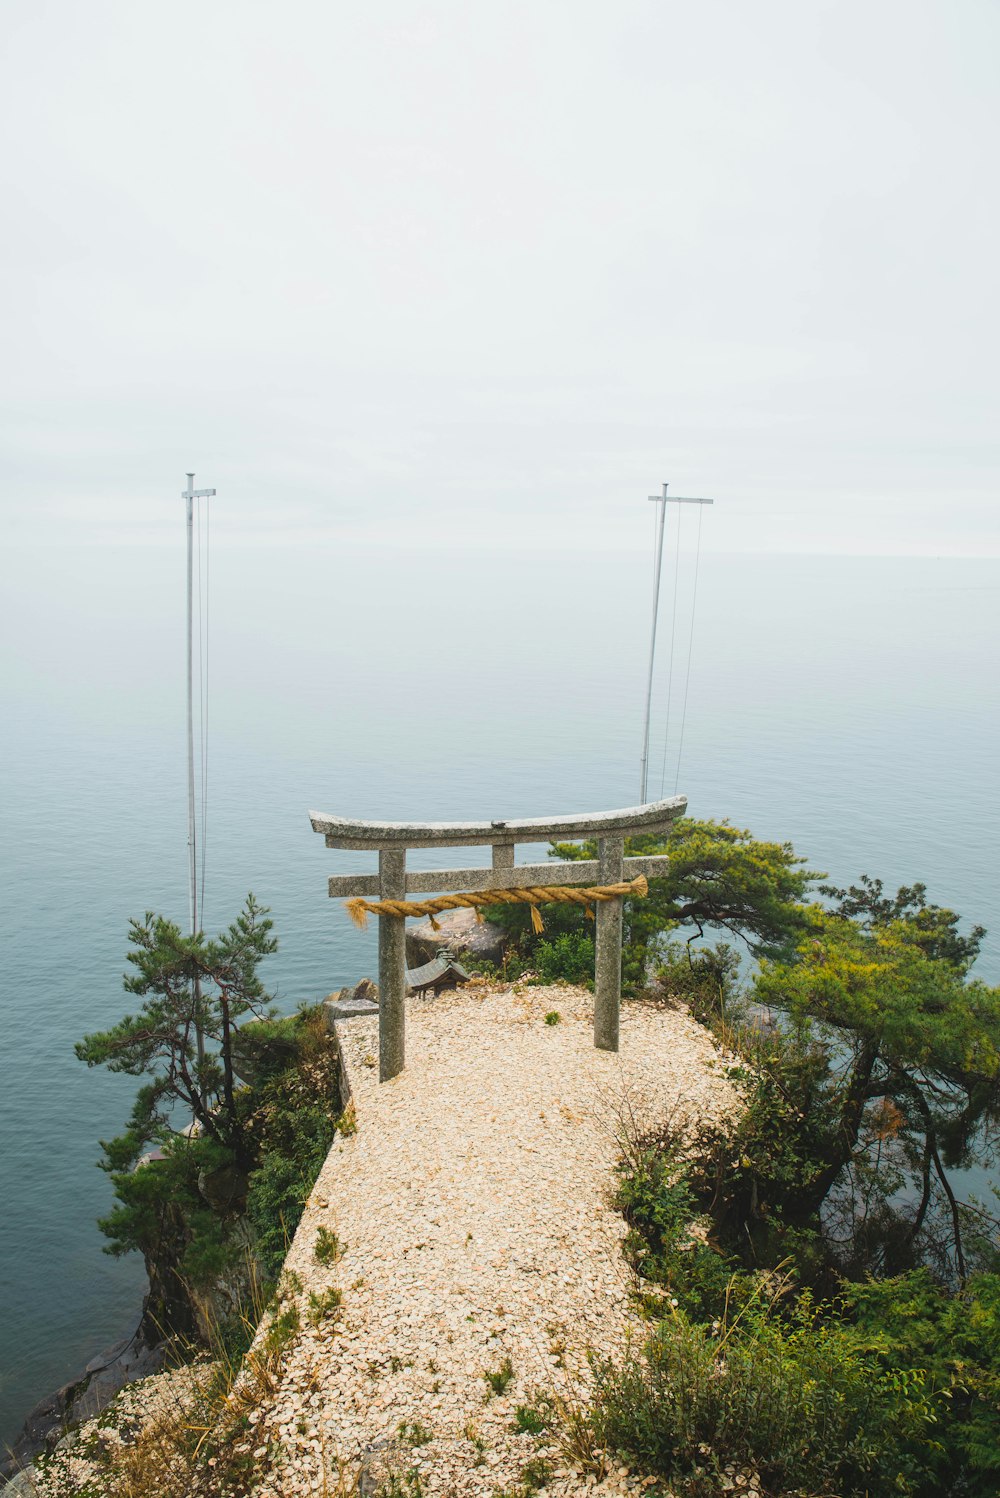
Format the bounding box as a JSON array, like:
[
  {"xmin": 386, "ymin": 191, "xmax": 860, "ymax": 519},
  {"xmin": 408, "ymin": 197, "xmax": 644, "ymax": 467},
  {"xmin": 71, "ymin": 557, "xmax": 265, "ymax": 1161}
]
[
  {"xmin": 378, "ymin": 848, "xmax": 407, "ymax": 1081},
  {"xmin": 594, "ymin": 835, "xmax": 625, "ymax": 1051}
]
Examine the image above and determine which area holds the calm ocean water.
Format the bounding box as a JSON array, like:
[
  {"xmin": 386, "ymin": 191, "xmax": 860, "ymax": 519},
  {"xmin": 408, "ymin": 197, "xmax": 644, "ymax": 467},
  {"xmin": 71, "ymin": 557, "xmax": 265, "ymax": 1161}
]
[{"xmin": 1, "ymin": 542, "xmax": 998, "ymax": 1446}]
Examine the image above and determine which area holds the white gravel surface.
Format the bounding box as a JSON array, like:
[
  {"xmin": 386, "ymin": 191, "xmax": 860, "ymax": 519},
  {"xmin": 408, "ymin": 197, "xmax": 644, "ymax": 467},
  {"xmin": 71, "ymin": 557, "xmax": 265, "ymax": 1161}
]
[{"xmin": 254, "ymin": 980, "xmax": 737, "ymax": 1497}]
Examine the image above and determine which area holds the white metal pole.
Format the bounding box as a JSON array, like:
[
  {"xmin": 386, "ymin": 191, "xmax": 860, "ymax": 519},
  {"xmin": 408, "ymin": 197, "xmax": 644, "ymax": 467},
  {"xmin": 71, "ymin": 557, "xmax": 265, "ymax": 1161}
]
[
  {"xmin": 185, "ymin": 475, "xmax": 198, "ymax": 943},
  {"xmin": 182, "ymin": 472, "xmax": 215, "ymax": 1103}
]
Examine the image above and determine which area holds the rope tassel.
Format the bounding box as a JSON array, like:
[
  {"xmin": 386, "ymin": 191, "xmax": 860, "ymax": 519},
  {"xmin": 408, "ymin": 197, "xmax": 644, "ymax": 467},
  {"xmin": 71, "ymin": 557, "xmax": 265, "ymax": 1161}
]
[{"xmin": 344, "ymin": 875, "xmax": 648, "ymax": 932}]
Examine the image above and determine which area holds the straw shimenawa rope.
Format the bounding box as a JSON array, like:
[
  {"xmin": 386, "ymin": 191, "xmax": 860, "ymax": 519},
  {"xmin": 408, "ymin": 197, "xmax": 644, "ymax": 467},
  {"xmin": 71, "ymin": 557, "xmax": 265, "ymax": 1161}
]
[{"xmin": 345, "ymin": 874, "xmax": 648, "ymax": 935}]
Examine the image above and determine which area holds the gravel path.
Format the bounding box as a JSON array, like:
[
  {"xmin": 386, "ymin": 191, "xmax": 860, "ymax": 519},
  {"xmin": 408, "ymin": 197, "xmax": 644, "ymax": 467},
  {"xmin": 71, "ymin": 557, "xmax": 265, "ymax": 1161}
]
[{"xmin": 255, "ymin": 980, "xmax": 736, "ymax": 1497}]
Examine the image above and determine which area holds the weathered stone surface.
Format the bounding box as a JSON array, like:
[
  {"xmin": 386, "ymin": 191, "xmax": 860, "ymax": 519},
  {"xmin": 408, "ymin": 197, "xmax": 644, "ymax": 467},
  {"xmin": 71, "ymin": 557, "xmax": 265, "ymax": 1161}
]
[
  {"xmin": 310, "ymin": 795, "xmax": 687, "ymax": 849},
  {"xmin": 405, "ymin": 906, "xmax": 507, "ymax": 968},
  {"xmin": 0, "ymin": 1332, "xmax": 163, "ymax": 1482},
  {"xmin": 3, "ymin": 1466, "xmax": 41, "ymax": 1495},
  {"xmin": 197, "ymin": 1161, "xmax": 249, "ymax": 1212},
  {"xmin": 325, "ymin": 978, "xmax": 380, "ymax": 1027},
  {"xmin": 594, "ymin": 835, "xmax": 624, "ymax": 1052},
  {"xmin": 378, "ymin": 849, "xmax": 407, "ymax": 1083}
]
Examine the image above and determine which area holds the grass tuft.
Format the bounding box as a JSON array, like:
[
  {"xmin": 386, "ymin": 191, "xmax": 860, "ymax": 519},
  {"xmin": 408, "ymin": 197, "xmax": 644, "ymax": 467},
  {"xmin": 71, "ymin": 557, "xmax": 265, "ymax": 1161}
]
[{"xmin": 484, "ymin": 1356, "xmax": 515, "ymax": 1396}]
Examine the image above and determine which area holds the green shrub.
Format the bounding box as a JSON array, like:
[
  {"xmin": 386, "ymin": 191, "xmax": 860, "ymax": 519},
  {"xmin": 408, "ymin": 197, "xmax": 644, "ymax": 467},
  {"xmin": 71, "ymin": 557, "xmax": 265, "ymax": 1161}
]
[
  {"xmin": 625, "ymin": 1024, "xmax": 846, "ymax": 1290},
  {"xmin": 397, "ymin": 1419, "xmax": 433, "ymax": 1447},
  {"xmin": 513, "ymin": 1401, "xmax": 552, "ymax": 1435},
  {"xmin": 533, "ymin": 932, "xmax": 595, "ymax": 986},
  {"xmin": 245, "ymin": 1101, "xmax": 334, "ymax": 1280},
  {"xmin": 97, "ymin": 1004, "xmax": 341, "ymax": 1332},
  {"xmin": 484, "ymin": 1356, "xmax": 515, "ymax": 1395},
  {"xmin": 615, "ymin": 1147, "xmax": 738, "ymax": 1322},
  {"xmin": 845, "ymin": 1270, "xmax": 1000, "ymax": 1495},
  {"xmin": 607, "ymin": 1043, "xmax": 1000, "ymax": 1493},
  {"xmin": 653, "ymin": 940, "xmax": 741, "ymax": 1021},
  {"xmin": 519, "ymin": 1456, "xmax": 553, "ymax": 1491},
  {"xmin": 306, "ymin": 1286, "xmax": 343, "ymax": 1326},
  {"xmin": 263, "ymin": 1300, "xmax": 301, "ymax": 1357},
  {"xmin": 589, "ymin": 1294, "xmax": 935, "ymax": 1496},
  {"xmin": 314, "ymin": 1225, "xmax": 342, "ymax": 1266}
]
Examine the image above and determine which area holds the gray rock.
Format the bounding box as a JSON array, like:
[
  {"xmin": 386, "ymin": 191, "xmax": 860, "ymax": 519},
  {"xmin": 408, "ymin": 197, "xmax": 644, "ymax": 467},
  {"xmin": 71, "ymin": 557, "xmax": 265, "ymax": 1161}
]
[
  {"xmin": 3, "ymin": 1466, "xmax": 40, "ymax": 1495},
  {"xmin": 405, "ymin": 907, "xmax": 507, "ymax": 968},
  {"xmin": 358, "ymin": 1436, "xmax": 406, "ymax": 1496},
  {"xmin": 197, "ymin": 1161, "xmax": 249, "ymax": 1212},
  {"xmin": 0, "ymin": 1330, "xmax": 163, "ymax": 1483},
  {"xmin": 324, "ymin": 977, "xmax": 380, "ymax": 1026}
]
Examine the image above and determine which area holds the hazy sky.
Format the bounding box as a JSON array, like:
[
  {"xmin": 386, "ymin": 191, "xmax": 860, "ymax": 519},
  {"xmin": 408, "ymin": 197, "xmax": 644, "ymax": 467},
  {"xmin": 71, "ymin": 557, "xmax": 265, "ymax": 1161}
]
[{"xmin": 2, "ymin": 0, "xmax": 998, "ymax": 556}]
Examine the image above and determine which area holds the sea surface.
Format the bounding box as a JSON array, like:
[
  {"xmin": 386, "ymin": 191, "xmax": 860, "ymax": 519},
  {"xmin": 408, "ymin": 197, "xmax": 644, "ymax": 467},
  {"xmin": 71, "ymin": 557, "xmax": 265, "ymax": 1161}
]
[{"xmin": 1, "ymin": 542, "xmax": 998, "ymax": 1447}]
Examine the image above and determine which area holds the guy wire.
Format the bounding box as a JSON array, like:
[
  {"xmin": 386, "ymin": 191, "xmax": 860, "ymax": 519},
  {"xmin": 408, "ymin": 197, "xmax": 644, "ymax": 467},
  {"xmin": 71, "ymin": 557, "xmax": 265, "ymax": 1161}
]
[
  {"xmin": 673, "ymin": 500, "xmax": 705, "ymax": 792},
  {"xmin": 658, "ymin": 504, "xmax": 684, "ymax": 797}
]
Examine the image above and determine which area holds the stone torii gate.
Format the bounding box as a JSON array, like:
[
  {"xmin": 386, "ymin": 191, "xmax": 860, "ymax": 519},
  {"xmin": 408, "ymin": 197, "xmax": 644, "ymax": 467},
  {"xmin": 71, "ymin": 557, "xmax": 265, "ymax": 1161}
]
[{"xmin": 309, "ymin": 797, "xmax": 686, "ymax": 1081}]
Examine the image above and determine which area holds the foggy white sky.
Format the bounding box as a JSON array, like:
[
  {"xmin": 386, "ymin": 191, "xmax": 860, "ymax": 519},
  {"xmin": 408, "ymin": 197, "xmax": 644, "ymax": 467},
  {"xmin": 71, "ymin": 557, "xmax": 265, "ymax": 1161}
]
[{"xmin": 2, "ymin": 0, "xmax": 998, "ymax": 556}]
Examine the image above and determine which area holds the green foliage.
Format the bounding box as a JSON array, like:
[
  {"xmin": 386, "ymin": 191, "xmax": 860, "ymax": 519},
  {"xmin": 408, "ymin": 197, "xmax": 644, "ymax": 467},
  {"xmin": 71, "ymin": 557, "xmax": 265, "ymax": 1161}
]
[
  {"xmin": 244, "ymin": 1109, "xmax": 334, "ymax": 1282},
  {"xmin": 622, "ymin": 818, "xmax": 819, "ymax": 963},
  {"xmin": 314, "ymin": 1225, "xmax": 342, "ymax": 1266},
  {"xmin": 533, "ymin": 931, "xmax": 595, "ymax": 986},
  {"xmin": 78, "ymin": 892, "xmax": 344, "ymax": 1318},
  {"xmin": 307, "ymin": 1285, "xmax": 343, "ymax": 1325},
  {"xmin": 615, "ymin": 1147, "xmax": 744, "ymax": 1321},
  {"xmin": 845, "ymin": 1270, "xmax": 1000, "ymax": 1495},
  {"xmin": 589, "ymin": 1291, "xmax": 936, "ymax": 1497},
  {"xmin": 518, "ymin": 1456, "xmax": 554, "ymax": 1493},
  {"xmin": 551, "ymin": 817, "xmax": 818, "ymax": 960},
  {"xmin": 263, "ymin": 1300, "xmax": 300, "ymax": 1357},
  {"xmin": 513, "ymin": 1400, "xmax": 553, "ymax": 1435},
  {"xmin": 610, "ymin": 1113, "xmax": 1000, "ymax": 1493},
  {"xmin": 488, "ymin": 818, "xmax": 817, "ymax": 994},
  {"xmin": 484, "ymin": 1356, "xmax": 515, "ymax": 1395},
  {"xmin": 229, "ymin": 1012, "xmax": 304, "ymax": 1084},
  {"xmin": 652, "ymin": 939, "xmax": 742, "ymax": 1023},
  {"xmin": 543, "ymin": 1011, "xmax": 561, "ymax": 1025},
  {"xmin": 89, "ymin": 971, "xmax": 341, "ymax": 1336},
  {"xmin": 752, "ymin": 907, "xmax": 1000, "ymax": 1280},
  {"xmin": 397, "ymin": 1419, "xmax": 433, "ymax": 1447},
  {"xmin": 244, "ymin": 1017, "xmax": 337, "ymax": 1281},
  {"xmin": 96, "ymin": 1132, "xmax": 239, "ymax": 1291},
  {"xmin": 607, "ymin": 860, "xmax": 1000, "ymax": 1495},
  {"xmin": 77, "ymin": 893, "xmax": 279, "ymax": 1165},
  {"xmin": 757, "ymin": 909, "xmax": 1000, "ymax": 1092},
  {"xmin": 821, "ymin": 874, "xmax": 986, "ymax": 975}
]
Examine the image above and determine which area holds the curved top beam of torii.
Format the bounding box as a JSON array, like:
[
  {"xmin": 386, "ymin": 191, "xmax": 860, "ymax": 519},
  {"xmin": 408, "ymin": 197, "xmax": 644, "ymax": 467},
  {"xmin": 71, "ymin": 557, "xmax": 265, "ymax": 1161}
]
[{"xmin": 308, "ymin": 796, "xmax": 687, "ymax": 851}]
